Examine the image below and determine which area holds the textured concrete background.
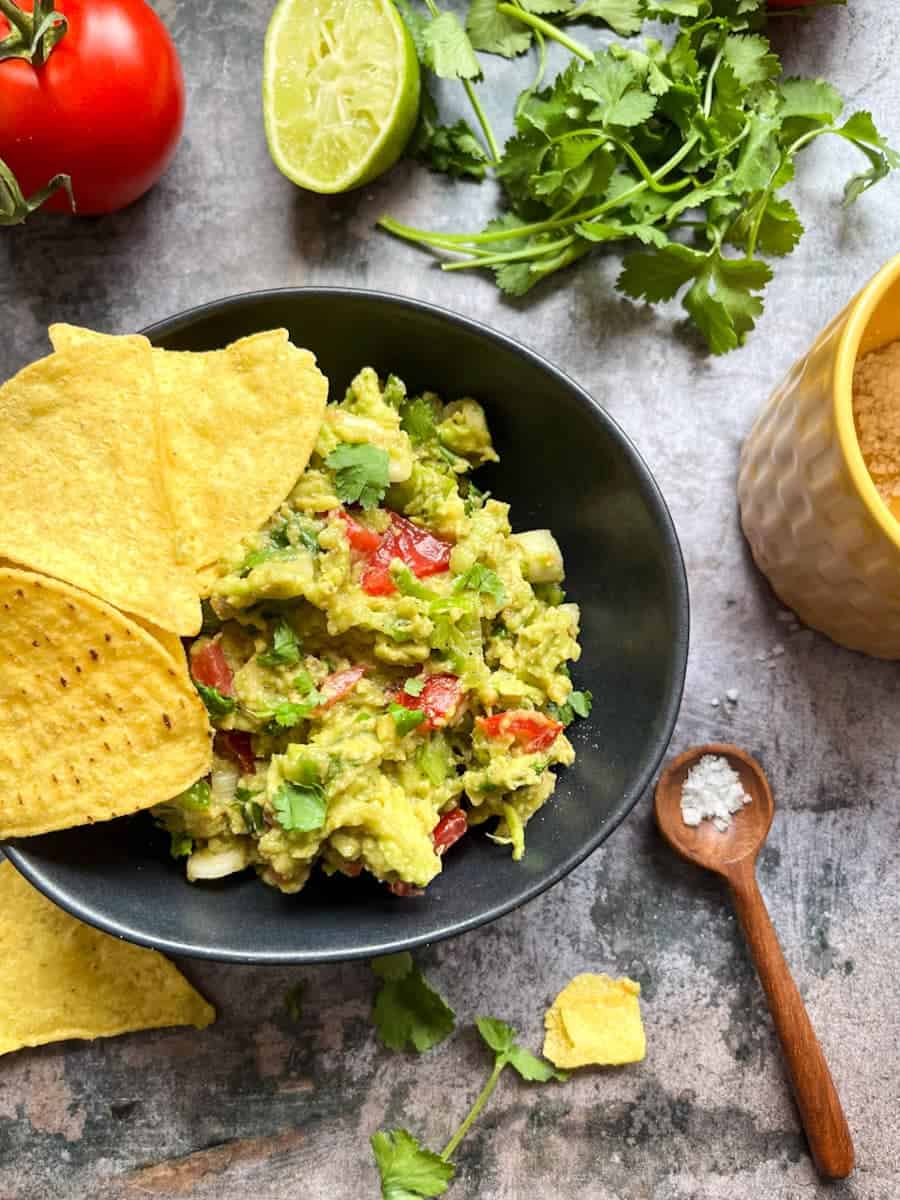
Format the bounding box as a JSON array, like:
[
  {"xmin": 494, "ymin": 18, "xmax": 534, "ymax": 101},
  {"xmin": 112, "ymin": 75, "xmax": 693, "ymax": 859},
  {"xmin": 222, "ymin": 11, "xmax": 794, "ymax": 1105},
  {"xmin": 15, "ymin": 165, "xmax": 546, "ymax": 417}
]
[{"xmin": 2, "ymin": 2, "xmax": 899, "ymax": 1197}]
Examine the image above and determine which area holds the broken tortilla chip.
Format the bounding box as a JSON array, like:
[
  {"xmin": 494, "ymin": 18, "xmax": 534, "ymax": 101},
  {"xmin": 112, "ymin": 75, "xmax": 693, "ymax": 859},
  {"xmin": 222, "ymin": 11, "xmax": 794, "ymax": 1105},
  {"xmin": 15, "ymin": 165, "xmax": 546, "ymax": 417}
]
[
  {"xmin": 0, "ymin": 569, "xmax": 211, "ymax": 839},
  {"xmin": 0, "ymin": 861, "xmax": 214, "ymax": 1055},
  {"xmin": 49, "ymin": 324, "xmax": 328, "ymax": 584},
  {"xmin": 0, "ymin": 338, "xmax": 200, "ymax": 634},
  {"xmin": 543, "ymin": 974, "xmax": 646, "ymax": 1068}
]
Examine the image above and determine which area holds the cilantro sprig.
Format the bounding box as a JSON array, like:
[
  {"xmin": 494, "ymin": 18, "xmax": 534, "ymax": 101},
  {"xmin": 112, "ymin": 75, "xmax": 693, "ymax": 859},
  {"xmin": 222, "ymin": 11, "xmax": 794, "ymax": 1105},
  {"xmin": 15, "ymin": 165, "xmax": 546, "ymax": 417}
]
[
  {"xmin": 369, "ymin": 971, "xmax": 566, "ymax": 1200},
  {"xmin": 382, "ymin": 0, "xmax": 895, "ymax": 354}
]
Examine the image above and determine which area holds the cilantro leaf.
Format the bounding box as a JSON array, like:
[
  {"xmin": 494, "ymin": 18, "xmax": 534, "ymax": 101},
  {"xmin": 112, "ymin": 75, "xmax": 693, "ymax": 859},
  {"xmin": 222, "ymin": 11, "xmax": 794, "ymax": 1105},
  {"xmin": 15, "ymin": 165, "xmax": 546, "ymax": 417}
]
[
  {"xmin": 575, "ymin": 59, "xmax": 657, "ymax": 129},
  {"xmin": 266, "ymin": 694, "xmax": 322, "ymax": 727},
  {"xmin": 372, "ymin": 953, "xmax": 456, "ymax": 1053},
  {"xmin": 371, "ymin": 1129, "xmax": 455, "ymax": 1200},
  {"xmin": 390, "ymin": 702, "xmax": 427, "ymax": 736},
  {"xmin": 618, "ymin": 242, "xmax": 703, "ymax": 303},
  {"xmin": 722, "ymin": 34, "xmax": 778, "ymax": 89},
  {"xmin": 476, "ymin": 1016, "xmax": 567, "ymax": 1080},
  {"xmin": 256, "ymin": 620, "xmax": 301, "ymax": 668},
  {"xmin": 778, "ymin": 76, "xmax": 844, "ymax": 123},
  {"xmin": 195, "ymin": 681, "xmax": 236, "ymax": 719},
  {"xmin": 475, "ymin": 1016, "xmax": 515, "ymax": 1054},
  {"xmin": 568, "ymin": 689, "xmax": 592, "ymax": 718},
  {"xmin": 326, "ymin": 443, "xmax": 391, "ymax": 510},
  {"xmin": 467, "ymin": 0, "xmax": 532, "ymax": 57},
  {"xmin": 835, "ymin": 111, "xmax": 900, "ymax": 205},
  {"xmin": 401, "ymin": 394, "xmax": 439, "ymax": 444},
  {"xmin": 424, "ymin": 11, "xmax": 482, "ymax": 81},
  {"xmin": 507, "ymin": 1044, "xmax": 567, "ymax": 1082},
  {"xmin": 411, "ymin": 89, "xmax": 489, "ymax": 180},
  {"xmin": 573, "ymin": 0, "xmax": 643, "ymax": 35},
  {"xmin": 453, "ymin": 563, "xmax": 506, "ymax": 605},
  {"xmin": 272, "ymin": 780, "xmax": 327, "ymax": 833}
]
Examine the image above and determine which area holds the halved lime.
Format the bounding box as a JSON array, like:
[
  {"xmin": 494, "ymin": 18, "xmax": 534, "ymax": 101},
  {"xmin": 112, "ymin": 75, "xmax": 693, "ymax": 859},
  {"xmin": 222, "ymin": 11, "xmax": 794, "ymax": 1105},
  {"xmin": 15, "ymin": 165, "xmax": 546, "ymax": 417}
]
[{"xmin": 263, "ymin": 0, "xmax": 421, "ymax": 195}]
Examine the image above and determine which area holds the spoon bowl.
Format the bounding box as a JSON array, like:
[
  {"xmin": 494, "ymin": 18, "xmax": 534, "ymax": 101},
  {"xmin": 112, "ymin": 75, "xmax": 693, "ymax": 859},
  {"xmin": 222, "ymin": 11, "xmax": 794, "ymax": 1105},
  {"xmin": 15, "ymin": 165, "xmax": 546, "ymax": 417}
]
[{"xmin": 654, "ymin": 743, "xmax": 774, "ymax": 874}]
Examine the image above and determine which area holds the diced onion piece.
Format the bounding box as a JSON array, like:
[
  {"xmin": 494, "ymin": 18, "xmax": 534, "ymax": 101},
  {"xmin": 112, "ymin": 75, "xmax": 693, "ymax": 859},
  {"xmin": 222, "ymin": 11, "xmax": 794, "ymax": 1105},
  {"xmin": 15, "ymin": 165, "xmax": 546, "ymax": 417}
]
[
  {"xmin": 512, "ymin": 529, "xmax": 564, "ymax": 584},
  {"xmin": 187, "ymin": 844, "xmax": 249, "ymax": 881}
]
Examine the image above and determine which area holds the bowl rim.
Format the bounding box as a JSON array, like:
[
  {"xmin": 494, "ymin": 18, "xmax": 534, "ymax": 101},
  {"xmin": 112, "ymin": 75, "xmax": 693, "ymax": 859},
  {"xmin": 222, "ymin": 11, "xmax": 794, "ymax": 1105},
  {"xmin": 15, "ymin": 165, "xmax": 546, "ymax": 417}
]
[
  {"xmin": 834, "ymin": 252, "xmax": 900, "ymax": 556},
  {"xmin": 4, "ymin": 287, "xmax": 689, "ymax": 964}
]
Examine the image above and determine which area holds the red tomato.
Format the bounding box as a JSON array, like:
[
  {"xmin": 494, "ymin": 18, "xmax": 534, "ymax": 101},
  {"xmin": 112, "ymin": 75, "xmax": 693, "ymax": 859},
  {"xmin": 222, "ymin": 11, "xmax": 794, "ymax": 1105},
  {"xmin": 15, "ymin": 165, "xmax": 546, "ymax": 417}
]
[
  {"xmin": 361, "ymin": 514, "xmax": 452, "ymax": 596},
  {"xmin": 337, "ymin": 509, "xmax": 381, "ymax": 554},
  {"xmin": 0, "ymin": 0, "xmax": 185, "ymax": 214},
  {"xmin": 214, "ymin": 731, "xmax": 255, "ymax": 775},
  {"xmin": 477, "ymin": 710, "xmax": 564, "ymax": 753},
  {"xmin": 319, "ymin": 665, "xmax": 367, "ymax": 707},
  {"xmin": 340, "ymin": 861, "xmax": 363, "ymax": 878},
  {"xmin": 394, "ymin": 674, "xmax": 462, "ymax": 730},
  {"xmin": 190, "ymin": 637, "xmax": 234, "ymax": 697},
  {"xmin": 433, "ymin": 808, "xmax": 467, "ymax": 856}
]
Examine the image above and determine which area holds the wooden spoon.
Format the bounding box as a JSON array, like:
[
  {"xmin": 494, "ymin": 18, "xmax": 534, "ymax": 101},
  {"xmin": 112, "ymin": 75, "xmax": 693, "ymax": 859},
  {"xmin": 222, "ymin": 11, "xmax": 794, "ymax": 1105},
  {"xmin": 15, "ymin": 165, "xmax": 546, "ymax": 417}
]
[{"xmin": 654, "ymin": 743, "xmax": 855, "ymax": 1180}]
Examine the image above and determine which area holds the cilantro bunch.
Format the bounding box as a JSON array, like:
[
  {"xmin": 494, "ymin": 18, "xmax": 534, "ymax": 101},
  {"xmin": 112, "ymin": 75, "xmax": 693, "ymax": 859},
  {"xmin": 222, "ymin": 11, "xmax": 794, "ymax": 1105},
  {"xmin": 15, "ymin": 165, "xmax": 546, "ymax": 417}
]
[{"xmin": 382, "ymin": 0, "xmax": 897, "ymax": 354}]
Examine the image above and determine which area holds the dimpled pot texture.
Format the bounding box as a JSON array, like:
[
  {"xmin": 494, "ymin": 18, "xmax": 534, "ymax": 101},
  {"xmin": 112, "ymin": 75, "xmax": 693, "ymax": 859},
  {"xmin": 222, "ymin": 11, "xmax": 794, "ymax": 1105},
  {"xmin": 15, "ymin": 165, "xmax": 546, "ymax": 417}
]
[{"xmin": 3, "ymin": 289, "xmax": 689, "ymax": 963}]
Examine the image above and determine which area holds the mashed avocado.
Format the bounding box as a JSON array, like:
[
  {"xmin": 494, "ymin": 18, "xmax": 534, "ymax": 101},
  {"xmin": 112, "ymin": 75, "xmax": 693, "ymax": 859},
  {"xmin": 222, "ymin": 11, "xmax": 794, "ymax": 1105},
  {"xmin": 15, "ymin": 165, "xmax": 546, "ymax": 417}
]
[{"xmin": 154, "ymin": 368, "xmax": 589, "ymax": 896}]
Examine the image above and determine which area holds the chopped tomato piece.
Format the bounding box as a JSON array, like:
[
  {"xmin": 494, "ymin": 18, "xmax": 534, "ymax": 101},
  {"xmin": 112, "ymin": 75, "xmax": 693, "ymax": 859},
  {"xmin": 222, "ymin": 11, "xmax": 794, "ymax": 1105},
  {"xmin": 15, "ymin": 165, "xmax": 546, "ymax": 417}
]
[
  {"xmin": 387, "ymin": 881, "xmax": 425, "ymax": 897},
  {"xmin": 477, "ymin": 710, "xmax": 564, "ymax": 753},
  {"xmin": 433, "ymin": 808, "xmax": 467, "ymax": 856},
  {"xmin": 320, "ymin": 665, "xmax": 367, "ymax": 707},
  {"xmin": 190, "ymin": 636, "xmax": 234, "ymax": 696},
  {"xmin": 337, "ymin": 509, "xmax": 381, "ymax": 553},
  {"xmin": 340, "ymin": 861, "xmax": 363, "ymax": 878},
  {"xmin": 214, "ymin": 730, "xmax": 255, "ymax": 774},
  {"xmin": 361, "ymin": 513, "xmax": 452, "ymax": 596},
  {"xmin": 394, "ymin": 673, "xmax": 462, "ymax": 730}
]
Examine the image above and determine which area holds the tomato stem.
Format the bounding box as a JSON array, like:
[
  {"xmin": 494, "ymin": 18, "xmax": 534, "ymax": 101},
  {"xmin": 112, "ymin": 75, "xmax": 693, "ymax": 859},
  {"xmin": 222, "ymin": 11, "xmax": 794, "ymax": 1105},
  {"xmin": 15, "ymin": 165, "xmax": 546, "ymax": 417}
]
[
  {"xmin": 0, "ymin": 157, "xmax": 74, "ymax": 225},
  {"xmin": 0, "ymin": 0, "xmax": 67, "ymax": 67}
]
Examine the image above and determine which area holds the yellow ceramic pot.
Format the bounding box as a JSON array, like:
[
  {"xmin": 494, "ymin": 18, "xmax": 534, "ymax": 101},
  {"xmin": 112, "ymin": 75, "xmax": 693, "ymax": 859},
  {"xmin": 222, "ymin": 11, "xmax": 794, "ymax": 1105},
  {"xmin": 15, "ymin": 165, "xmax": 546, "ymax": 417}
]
[{"xmin": 738, "ymin": 253, "xmax": 900, "ymax": 659}]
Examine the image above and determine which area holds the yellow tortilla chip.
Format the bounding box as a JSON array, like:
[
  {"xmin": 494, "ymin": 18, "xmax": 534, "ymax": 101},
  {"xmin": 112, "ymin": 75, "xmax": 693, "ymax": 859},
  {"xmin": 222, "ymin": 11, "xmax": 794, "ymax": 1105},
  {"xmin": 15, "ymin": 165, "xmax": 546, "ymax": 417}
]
[
  {"xmin": 0, "ymin": 861, "xmax": 214, "ymax": 1055},
  {"xmin": 0, "ymin": 569, "xmax": 211, "ymax": 838},
  {"xmin": 132, "ymin": 617, "xmax": 187, "ymax": 672},
  {"xmin": 0, "ymin": 339, "xmax": 200, "ymax": 634},
  {"xmin": 543, "ymin": 974, "xmax": 646, "ymax": 1068},
  {"xmin": 49, "ymin": 324, "xmax": 328, "ymax": 581}
]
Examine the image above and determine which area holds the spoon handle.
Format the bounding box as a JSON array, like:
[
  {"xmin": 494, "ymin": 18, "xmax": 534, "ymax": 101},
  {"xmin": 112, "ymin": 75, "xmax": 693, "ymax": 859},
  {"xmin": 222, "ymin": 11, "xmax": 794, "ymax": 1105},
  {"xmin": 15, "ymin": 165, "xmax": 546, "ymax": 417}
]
[{"xmin": 726, "ymin": 861, "xmax": 854, "ymax": 1179}]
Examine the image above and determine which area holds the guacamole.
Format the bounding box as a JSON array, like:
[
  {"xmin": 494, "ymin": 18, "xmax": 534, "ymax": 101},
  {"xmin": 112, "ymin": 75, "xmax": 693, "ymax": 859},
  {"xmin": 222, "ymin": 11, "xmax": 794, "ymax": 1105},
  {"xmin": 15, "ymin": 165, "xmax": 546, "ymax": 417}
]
[{"xmin": 154, "ymin": 368, "xmax": 589, "ymax": 895}]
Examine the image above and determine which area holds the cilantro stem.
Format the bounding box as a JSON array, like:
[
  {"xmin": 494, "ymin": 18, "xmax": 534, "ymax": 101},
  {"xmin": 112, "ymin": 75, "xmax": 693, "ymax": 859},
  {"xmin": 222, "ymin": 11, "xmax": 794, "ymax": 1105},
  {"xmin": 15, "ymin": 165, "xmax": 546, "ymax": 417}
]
[
  {"xmin": 441, "ymin": 1057, "xmax": 506, "ymax": 1162},
  {"xmin": 462, "ymin": 79, "xmax": 501, "ymax": 164},
  {"xmin": 422, "ymin": 0, "xmax": 499, "ymax": 164},
  {"xmin": 702, "ymin": 40, "xmax": 726, "ymax": 119},
  {"xmin": 441, "ymin": 234, "xmax": 576, "ymax": 270},
  {"xmin": 496, "ymin": 2, "xmax": 593, "ymax": 63},
  {"xmin": 379, "ymin": 132, "xmax": 700, "ymax": 255}
]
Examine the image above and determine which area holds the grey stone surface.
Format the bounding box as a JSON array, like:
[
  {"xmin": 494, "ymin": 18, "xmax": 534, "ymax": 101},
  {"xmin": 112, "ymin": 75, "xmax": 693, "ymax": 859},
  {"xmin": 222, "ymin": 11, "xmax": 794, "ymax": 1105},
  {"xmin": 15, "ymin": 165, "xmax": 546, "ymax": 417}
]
[{"xmin": 1, "ymin": 2, "xmax": 899, "ymax": 1197}]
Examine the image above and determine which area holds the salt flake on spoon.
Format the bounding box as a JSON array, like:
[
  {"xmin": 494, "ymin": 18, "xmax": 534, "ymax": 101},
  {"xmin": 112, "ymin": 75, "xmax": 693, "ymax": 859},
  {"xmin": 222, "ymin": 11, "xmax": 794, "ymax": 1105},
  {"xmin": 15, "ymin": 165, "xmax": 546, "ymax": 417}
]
[{"xmin": 680, "ymin": 753, "xmax": 751, "ymax": 832}]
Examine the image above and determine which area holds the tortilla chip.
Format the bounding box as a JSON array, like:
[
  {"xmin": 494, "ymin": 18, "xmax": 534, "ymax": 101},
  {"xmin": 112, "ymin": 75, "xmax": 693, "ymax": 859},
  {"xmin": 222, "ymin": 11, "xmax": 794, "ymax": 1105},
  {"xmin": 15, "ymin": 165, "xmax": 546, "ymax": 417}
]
[
  {"xmin": 0, "ymin": 339, "xmax": 200, "ymax": 634},
  {"xmin": 0, "ymin": 861, "xmax": 214, "ymax": 1055},
  {"xmin": 0, "ymin": 569, "xmax": 211, "ymax": 838},
  {"xmin": 49, "ymin": 324, "xmax": 328, "ymax": 581},
  {"xmin": 543, "ymin": 974, "xmax": 646, "ymax": 1068},
  {"xmin": 133, "ymin": 617, "xmax": 187, "ymax": 672}
]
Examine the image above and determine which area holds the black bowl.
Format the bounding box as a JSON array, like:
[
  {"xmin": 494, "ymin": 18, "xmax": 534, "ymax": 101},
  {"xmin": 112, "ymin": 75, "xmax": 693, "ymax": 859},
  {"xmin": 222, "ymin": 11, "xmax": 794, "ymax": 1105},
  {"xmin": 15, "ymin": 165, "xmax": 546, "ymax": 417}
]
[{"xmin": 4, "ymin": 289, "xmax": 688, "ymax": 963}]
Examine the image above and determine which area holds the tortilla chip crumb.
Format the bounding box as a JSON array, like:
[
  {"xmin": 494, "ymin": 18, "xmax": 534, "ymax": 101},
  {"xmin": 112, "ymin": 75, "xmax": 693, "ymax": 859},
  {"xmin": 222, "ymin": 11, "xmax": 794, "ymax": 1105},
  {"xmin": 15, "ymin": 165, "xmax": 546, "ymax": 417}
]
[
  {"xmin": 543, "ymin": 973, "xmax": 645, "ymax": 1069},
  {"xmin": 0, "ymin": 862, "xmax": 215, "ymax": 1056}
]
